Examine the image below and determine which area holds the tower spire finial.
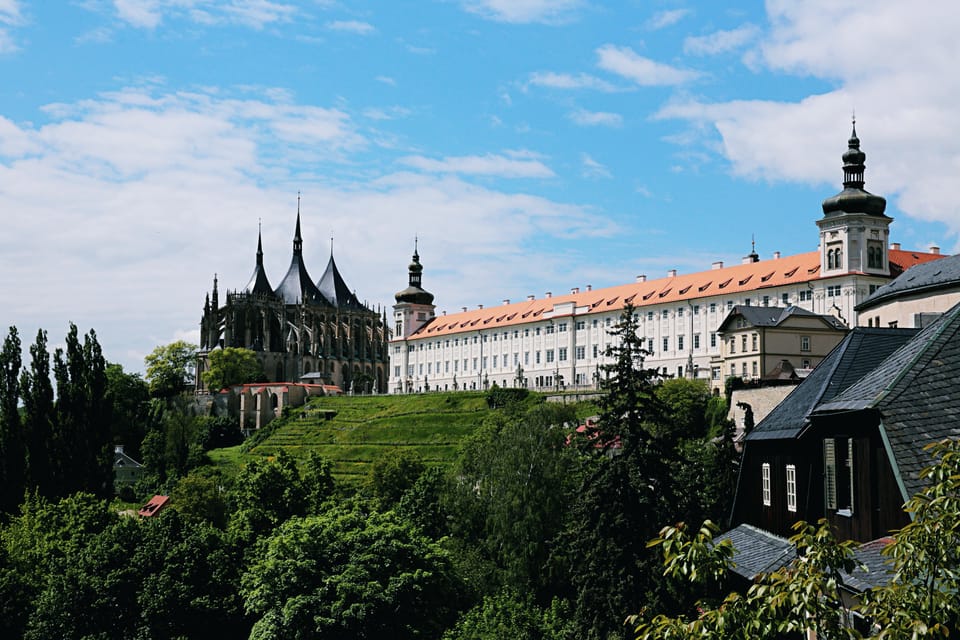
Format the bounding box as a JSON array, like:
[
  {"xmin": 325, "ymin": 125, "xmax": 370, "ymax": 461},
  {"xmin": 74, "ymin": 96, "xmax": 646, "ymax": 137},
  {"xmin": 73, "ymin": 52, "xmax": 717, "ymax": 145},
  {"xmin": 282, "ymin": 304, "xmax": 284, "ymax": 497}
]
[
  {"xmin": 330, "ymin": 233, "xmax": 334, "ymax": 257},
  {"xmin": 293, "ymin": 193, "xmax": 303, "ymax": 254}
]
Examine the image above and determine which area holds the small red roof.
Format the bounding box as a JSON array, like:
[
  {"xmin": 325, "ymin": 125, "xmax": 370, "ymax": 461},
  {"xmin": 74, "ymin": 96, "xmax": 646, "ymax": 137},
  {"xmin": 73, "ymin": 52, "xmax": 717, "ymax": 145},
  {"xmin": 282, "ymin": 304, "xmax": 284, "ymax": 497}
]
[{"xmin": 137, "ymin": 495, "xmax": 170, "ymax": 518}]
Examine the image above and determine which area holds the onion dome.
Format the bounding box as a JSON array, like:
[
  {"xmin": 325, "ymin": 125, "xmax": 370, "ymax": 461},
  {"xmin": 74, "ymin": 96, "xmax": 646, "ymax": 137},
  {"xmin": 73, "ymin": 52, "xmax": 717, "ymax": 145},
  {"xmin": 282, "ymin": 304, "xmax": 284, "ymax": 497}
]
[
  {"xmin": 244, "ymin": 226, "xmax": 274, "ymax": 296},
  {"xmin": 317, "ymin": 249, "xmax": 363, "ymax": 309},
  {"xmin": 394, "ymin": 242, "xmax": 434, "ymax": 305},
  {"xmin": 821, "ymin": 121, "xmax": 888, "ymax": 217},
  {"xmin": 274, "ymin": 210, "xmax": 328, "ymax": 305}
]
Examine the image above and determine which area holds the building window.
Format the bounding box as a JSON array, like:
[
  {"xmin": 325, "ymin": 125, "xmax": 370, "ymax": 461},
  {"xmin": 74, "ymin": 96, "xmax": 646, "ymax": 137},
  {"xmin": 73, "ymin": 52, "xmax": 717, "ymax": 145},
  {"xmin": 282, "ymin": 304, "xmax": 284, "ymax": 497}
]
[
  {"xmin": 729, "ymin": 338, "xmax": 736, "ymax": 354},
  {"xmin": 711, "ymin": 367, "xmax": 720, "ymax": 380},
  {"xmin": 693, "ymin": 334, "xmax": 700, "ymax": 349},
  {"xmin": 824, "ymin": 437, "xmax": 855, "ymax": 514},
  {"xmin": 730, "ymin": 364, "xmax": 735, "ymax": 377},
  {"xmin": 662, "ymin": 309, "xmax": 669, "ymax": 319},
  {"xmin": 558, "ymin": 323, "xmax": 567, "ymax": 332},
  {"xmin": 535, "ymin": 351, "xmax": 541, "ymax": 364},
  {"xmin": 727, "ymin": 301, "xmax": 733, "ymax": 310},
  {"xmin": 710, "ymin": 332, "xmax": 716, "ymax": 348},
  {"xmin": 663, "ymin": 337, "xmax": 669, "ymax": 352},
  {"xmin": 786, "ymin": 465, "xmax": 797, "ymax": 512},
  {"xmin": 752, "ymin": 361, "xmax": 758, "ymax": 377},
  {"xmin": 524, "ymin": 352, "xmax": 530, "ymax": 365},
  {"xmin": 605, "ymin": 317, "xmax": 612, "ymax": 327},
  {"xmin": 678, "ymin": 336, "xmax": 684, "ymax": 350},
  {"xmin": 647, "ymin": 339, "xmax": 654, "ymax": 352},
  {"xmin": 546, "ymin": 349, "xmax": 554, "ymax": 363},
  {"xmin": 545, "ymin": 325, "xmax": 554, "ymax": 334},
  {"xmin": 576, "ymin": 320, "xmax": 586, "ymax": 331},
  {"xmin": 752, "ymin": 334, "xmax": 758, "ymax": 351},
  {"xmin": 827, "ymin": 285, "xmax": 841, "ymax": 298},
  {"xmin": 801, "ymin": 335, "xmax": 810, "ymax": 352},
  {"xmin": 395, "ymin": 321, "xmax": 402, "ymax": 335},
  {"xmin": 709, "ymin": 302, "xmax": 716, "ymax": 313},
  {"xmin": 646, "ymin": 311, "xmax": 654, "ymax": 321},
  {"xmin": 799, "ymin": 289, "xmax": 812, "ymax": 302},
  {"xmin": 762, "ymin": 463, "xmax": 771, "ymax": 506},
  {"xmin": 592, "ymin": 345, "xmax": 598, "ymax": 358},
  {"xmin": 677, "ymin": 307, "xmax": 684, "ymax": 317},
  {"xmin": 782, "ymin": 292, "xmax": 789, "ymax": 304},
  {"xmin": 394, "ymin": 366, "xmax": 401, "ymax": 377},
  {"xmin": 492, "ymin": 355, "xmax": 497, "ymax": 368},
  {"xmin": 693, "ymin": 305, "xmax": 700, "ymax": 315},
  {"xmin": 576, "ymin": 346, "xmax": 585, "ymax": 360},
  {"xmin": 741, "ymin": 362, "xmax": 747, "ymax": 376},
  {"xmin": 802, "ymin": 359, "xmax": 811, "ymax": 369},
  {"xmin": 741, "ymin": 335, "xmax": 748, "ymax": 352},
  {"xmin": 482, "ymin": 357, "xmax": 487, "ymax": 369},
  {"xmin": 558, "ymin": 347, "xmax": 568, "ymax": 362},
  {"xmin": 762, "ymin": 295, "xmax": 770, "ymax": 306}
]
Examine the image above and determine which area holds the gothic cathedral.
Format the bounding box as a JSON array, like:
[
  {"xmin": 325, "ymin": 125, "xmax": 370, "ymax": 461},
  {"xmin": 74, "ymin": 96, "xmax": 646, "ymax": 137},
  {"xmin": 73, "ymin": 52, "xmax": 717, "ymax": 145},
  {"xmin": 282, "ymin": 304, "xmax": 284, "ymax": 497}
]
[{"xmin": 197, "ymin": 207, "xmax": 390, "ymax": 393}]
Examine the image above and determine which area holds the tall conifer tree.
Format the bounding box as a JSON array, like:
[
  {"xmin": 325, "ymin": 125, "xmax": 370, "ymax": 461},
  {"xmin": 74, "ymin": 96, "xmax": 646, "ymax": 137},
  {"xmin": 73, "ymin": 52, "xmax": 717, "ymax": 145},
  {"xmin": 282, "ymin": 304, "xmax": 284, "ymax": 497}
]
[
  {"xmin": 20, "ymin": 329, "xmax": 55, "ymax": 496},
  {"xmin": 0, "ymin": 327, "xmax": 25, "ymax": 512}
]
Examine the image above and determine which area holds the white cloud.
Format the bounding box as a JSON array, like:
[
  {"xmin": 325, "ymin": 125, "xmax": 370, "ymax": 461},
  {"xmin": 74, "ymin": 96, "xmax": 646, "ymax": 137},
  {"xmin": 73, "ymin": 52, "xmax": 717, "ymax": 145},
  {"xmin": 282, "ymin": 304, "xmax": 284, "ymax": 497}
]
[
  {"xmin": 526, "ymin": 71, "xmax": 619, "ymax": 92},
  {"xmin": 113, "ymin": 0, "xmax": 162, "ymax": 28},
  {"xmin": 568, "ymin": 108, "xmax": 622, "ymax": 127},
  {"xmin": 683, "ymin": 24, "xmax": 759, "ymax": 56},
  {"xmin": 375, "ymin": 75, "xmax": 396, "ymax": 86},
  {"xmin": 462, "ymin": 0, "xmax": 582, "ymax": 24},
  {"xmin": 645, "ymin": 8, "xmax": 691, "ymax": 30},
  {"xmin": 398, "ymin": 152, "xmax": 555, "ymax": 178},
  {"xmin": 0, "ymin": 0, "xmax": 23, "ymax": 52},
  {"xmin": 0, "ymin": 87, "xmax": 614, "ymax": 373},
  {"xmin": 326, "ymin": 19, "xmax": 375, "ymax": 35},
  {"xmin": 657, "ymin": 0, "xmax": 960, "ymax": 246},
  {"xmin": 581, "ymin": 153, "xmax": 611, "ymax": 179},
  {"xmin": 221, "ymin": 0, "xmax": 297, "ymax": 28},
  {"xmin": 596, "ymin": 45, "xmax": 700, "ymax": 86}
]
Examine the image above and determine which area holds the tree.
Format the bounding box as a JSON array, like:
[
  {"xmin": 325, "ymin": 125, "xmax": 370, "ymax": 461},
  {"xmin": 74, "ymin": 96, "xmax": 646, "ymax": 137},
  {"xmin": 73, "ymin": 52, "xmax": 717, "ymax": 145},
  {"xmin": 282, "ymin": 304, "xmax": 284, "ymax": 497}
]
[
  {"xmin": 367, "ymin": 449, "xmax": 426, "ymax": 509},
  {"xmin": 201, "ymin": 346, "xmax": 265, "ymax": 392},
  {"xmin": 442, "ymin": 590, "xmax": 578, "ymax": 640},
  {"xmin": 0, "ymin": 327, "xmax": 24, "ymax": 513},
  {"xmin": 104, "ymin": 363, "xmax": 150, "ymax": 459},
  {"xmin": 448, "ymin": 402, "xmax": 581, "ymax": 596},
  {"xmin": 241, "ymin": 503, "xmax": 464, "ymax": 640},
  {"xmin": 20, "ymin": 330, "xmax": 55, "ymax": 497},
  {"xmin": 144, "ymin": 340, "xmax": 197, "ymax": 398}
]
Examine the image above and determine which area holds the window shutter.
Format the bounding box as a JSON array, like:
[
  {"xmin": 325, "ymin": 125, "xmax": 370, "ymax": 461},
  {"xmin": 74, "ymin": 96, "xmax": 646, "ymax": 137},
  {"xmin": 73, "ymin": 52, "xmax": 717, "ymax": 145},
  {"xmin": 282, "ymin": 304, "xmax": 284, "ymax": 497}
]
[
  {"xmin": 847, "ymin": 437, "xmax": 855, "ymax": 515},
  {"xmin": 824, "ymin": 438, "xmax": 837, "ymax": 510}
]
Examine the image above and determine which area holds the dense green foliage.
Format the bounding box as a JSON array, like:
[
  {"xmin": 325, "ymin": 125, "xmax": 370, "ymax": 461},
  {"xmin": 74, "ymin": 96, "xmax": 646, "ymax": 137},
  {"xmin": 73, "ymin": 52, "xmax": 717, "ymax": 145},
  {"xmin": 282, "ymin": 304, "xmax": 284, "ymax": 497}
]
[
  {"xmin": 144, "ymin": 340, "xmax": 197, "ymax": 398},
  {"xmin": 201, "ymin": 347, "xmax": 266, "ymax": 391}
]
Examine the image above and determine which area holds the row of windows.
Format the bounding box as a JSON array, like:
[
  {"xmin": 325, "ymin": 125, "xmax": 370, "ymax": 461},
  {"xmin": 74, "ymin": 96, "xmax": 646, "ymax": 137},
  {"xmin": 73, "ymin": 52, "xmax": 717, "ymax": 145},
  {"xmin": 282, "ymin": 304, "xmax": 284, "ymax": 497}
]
[{"xmin": 761, "ymin": 463, "xmax": 797, "ymax": 513}]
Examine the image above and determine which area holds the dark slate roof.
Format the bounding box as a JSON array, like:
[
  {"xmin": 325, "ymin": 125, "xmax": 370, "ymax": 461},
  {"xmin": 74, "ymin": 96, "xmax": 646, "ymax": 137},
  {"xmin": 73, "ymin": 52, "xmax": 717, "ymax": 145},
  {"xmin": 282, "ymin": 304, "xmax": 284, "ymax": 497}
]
[
  {"xmin": 275, "ymin": 252, "xmax": 327, "ymax": 305},
  {"xmin": 244, "ymin": 233, "xmax": 275, "ymax": 296},
  {"xmin": 747, "ymin": 327, "xmax": 918, "ymax": 441},
  {"xmin": 317, "ymin": 254, "xmax": 364, "ymax": 309},
  {"xmin": 718, "ymin": 305, "xmax": 846, "ymax": 333},
  {"xmin": 813, "ymin": 301, "xmax": 960, "ymax": 499},
  {"xmin": 841, "ymin": 537, "xmax": 895, "ymax": 593},
  {"xmin": 715, "ymin": 524, "xmax": 794, "ymax": 580},
  {"xmin": 857, "ymin": 252, "xmax": 960, "ymax": 311}
]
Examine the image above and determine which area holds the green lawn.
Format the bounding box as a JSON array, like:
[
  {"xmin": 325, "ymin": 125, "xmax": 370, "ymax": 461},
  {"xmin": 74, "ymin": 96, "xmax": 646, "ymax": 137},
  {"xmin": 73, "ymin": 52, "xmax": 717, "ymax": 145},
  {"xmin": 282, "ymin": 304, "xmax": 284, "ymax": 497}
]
[{"xmin": 206, "ymin": 391, "xmax": 600, "ymax": 486}]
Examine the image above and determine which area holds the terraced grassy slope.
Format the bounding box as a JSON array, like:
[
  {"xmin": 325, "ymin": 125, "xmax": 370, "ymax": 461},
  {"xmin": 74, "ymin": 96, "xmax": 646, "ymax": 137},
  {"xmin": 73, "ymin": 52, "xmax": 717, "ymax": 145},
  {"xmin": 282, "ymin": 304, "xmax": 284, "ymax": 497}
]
[{"xmin": 209, "ymin": 391, "xmax": 498, "ymax": 484}]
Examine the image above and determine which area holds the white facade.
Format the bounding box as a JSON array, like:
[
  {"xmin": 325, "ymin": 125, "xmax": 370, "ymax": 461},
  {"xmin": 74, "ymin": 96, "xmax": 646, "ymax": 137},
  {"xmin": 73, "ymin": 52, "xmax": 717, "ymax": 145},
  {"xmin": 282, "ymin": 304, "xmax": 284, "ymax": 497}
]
[{"xmin": 389, "ymin": 128, "xmax": 944, "ymax": 394}]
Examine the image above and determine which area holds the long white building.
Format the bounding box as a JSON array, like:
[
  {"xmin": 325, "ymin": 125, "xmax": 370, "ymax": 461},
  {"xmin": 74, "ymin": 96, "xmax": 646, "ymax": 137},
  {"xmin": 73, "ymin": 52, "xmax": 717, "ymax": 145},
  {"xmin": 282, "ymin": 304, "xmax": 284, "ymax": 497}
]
[{"xmin": 389, "ymin": 126, "xmax": 945, "ymax": 394}]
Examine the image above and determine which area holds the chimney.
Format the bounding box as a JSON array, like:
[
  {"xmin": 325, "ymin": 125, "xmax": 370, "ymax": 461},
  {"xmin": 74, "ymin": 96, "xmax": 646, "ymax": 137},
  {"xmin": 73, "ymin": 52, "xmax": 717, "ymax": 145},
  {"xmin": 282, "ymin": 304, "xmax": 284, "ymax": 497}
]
[
  {"xmin": 442, "ymin": 310, "xmax": 447, "ymax": 315},
  {"xmin": 527, "ymin": 294, "xmax": 535, "ymax": 301},
  {"xmin": 461, "ymin": 306, "xmax": 467, "ymax": 313},
  {"xmin": 667, "ymin": 269, "xmax": 677, "ymax": 278},
  {"xmin": 477, "ymin": 304, "xmax": 483, "ymax": 309},
  {"xmin": 712, "ymin": 261, "xmax": 724, "ymax": 270},
  {"xmin": 545, "ymin": 291, "xmax": 552, "ymax": 298},
  {"xmin": 503, "ymin": 299, "xmax": 510, "ymax": 305},
  {"xmin": 571, "ymin": 287, "xmax": 579, "ymax": 294},
  {"xmin": 741, "ymin": 256, "xmax": 756, "ymax": 265},
  {"xmin": 930, "ymin": 245, "xmax": 940, "ymax": 255},
  {"xmin": 586, "ymin": 284, "xmax": 592, "ymax": 291},
  {"xmin": 773, "ymin": 251, "xmax": 781, "ymax": 259},
  {"xmin": 636, "ymin": 274, "xmax": 647, "ymax": 283},
  {"xmin": 891, "ymin": 242, "xmax": 901, "ymax": 251},
  {"xmin": 115, "ymin": 445, "xmax": 124, "ymax": 455}
]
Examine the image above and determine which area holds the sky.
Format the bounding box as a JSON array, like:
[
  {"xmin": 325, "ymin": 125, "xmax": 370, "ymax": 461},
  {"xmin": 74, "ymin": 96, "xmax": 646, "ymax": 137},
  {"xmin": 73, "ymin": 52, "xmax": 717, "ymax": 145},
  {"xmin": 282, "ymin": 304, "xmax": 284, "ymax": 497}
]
[{"xmin": 2, "ymin": 0, "xmax": 959, "ymax": 375}]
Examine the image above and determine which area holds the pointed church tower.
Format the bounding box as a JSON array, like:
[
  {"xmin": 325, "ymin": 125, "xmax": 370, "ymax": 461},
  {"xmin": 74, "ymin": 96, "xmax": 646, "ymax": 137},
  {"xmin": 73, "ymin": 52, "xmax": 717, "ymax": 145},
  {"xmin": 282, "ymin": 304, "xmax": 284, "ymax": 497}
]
[
  {"xmin": 244, "ymin": 224, "xmax": 274, "ymax": 295},
  {"xmin": 393, "ymin": 239, "xmax": 435, "ymax": 339},
  {"xmin": 817, "ymin": 120, "xmax": 892, "ymax": 276}
]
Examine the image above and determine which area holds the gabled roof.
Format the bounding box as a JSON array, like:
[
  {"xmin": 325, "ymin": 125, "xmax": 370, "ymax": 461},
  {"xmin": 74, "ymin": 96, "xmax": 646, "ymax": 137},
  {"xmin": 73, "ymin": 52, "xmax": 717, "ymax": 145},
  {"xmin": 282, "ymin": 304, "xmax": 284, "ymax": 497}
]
[
  {"xmin": 718, "ymin": 305, "xmax": 847, "ymax": 333},
  {"xmin": 317, "ymin": 254, "xmax": 363, "ymax": 309},
  {"xmin": 715, "ymin": 523, "xmax": 794, "ymax": 580},
  {"xmin": 857, "ymin": 252, "xmax": 960, "ymax": 311},
  {"xmin": 403, "ymin": 249, "xmax": 940, "ymax": 340},
  {"xmin": 841, "ymin": 537, "xmax": 895, "ymax": 593},
  {"xmin": 746, "ymin": 327, "xmax": 918, "ymax": 441},
  {"xmin": 812, "ymin": 301, "xmax": 960, "ymax": 499}
]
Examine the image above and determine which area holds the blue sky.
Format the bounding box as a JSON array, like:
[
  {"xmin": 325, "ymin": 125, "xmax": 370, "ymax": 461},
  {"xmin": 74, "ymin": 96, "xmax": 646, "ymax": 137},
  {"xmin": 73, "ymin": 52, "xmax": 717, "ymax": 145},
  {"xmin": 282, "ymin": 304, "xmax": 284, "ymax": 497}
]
[{"xmin": 1, "ymin": 0, "xmax": 958, "ymax": 374}]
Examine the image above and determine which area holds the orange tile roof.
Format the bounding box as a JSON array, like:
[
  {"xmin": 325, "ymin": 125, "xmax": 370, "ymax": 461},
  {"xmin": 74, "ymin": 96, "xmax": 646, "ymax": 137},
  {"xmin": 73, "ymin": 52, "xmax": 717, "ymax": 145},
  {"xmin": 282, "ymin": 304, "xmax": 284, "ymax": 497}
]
[{"xmin": 404, "ymin": 249, "xmax": 944, "ymax": 340}]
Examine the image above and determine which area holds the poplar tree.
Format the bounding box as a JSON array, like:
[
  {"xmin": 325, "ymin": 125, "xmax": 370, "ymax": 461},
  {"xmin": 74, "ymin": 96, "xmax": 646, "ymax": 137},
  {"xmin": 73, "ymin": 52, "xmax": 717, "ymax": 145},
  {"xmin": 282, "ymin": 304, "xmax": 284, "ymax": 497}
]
[
  {"xmin": 0, "ymin": 326, "xmax": 24, "ymax": 512},
  {"xmin": 20, "ymin": 329, "xmax": 55, "ymax": 496}
]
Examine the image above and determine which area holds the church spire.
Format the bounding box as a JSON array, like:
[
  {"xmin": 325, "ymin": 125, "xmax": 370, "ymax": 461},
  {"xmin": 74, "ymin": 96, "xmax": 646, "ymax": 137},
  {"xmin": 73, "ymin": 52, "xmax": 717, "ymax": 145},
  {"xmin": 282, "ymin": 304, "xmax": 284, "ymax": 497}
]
[
  {"xmin": 821, "ymin": 119, "xmax": 887, "ymax": 217},
  {"xmin": 395, "ymin": 238, "xmax": 434, "ymax": 305},
  {"xmin": 212, "ymin": 273, "xmax": 219, "ymax": 309},
  {"xmin": 257, "ymin": 219, "xmax": 264, "ymax": 266},
  {"xmin": 293, "ymin": 194, "xmax": 303, "ymax": 255},
  {"xmin": 842, "ymin": 117, "xmax": 866, "ymax": 190}
]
